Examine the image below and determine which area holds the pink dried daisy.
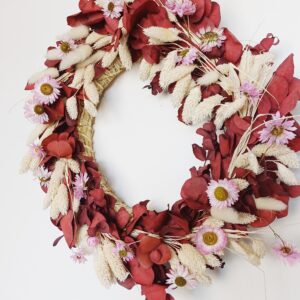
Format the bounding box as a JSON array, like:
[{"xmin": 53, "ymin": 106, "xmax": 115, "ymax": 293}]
[
  {"xmin": 273, "ymin": 242, "xmax": 300, "ymax": 266},
  {"xmin": 57, "ymin": 39, "xmax": 77, "ymax": 58},
  {"xmin": 198, "ymin": 26, "xmax": 226, "ymax": 53},
  {"xmin": 207, "ymin": 179, "xmax": 239, "ymax": 208},
  {"xmin": 73, "ymin": 172, "xmax": 89, "ymax": 200},
  {"xmin": 102, "ymin": 0, "xmax": 124, "ymax": 19},
  {"xmin": 34, "ymin": 75, "xmax": 61, "ymax": 105},
  {"xmin": 71, "ymin": 248, "xmax": 87, "ymax": 264},
  {"xmin": 240, "ymin": 81, "xmax": 261, "ymax": 103},
  {"xmin": 87, "ymin": 236, "xmax": 100, "ymax": 247},
  {"xmin": 177, "ymin": 48, "xmax": 198, "ymax": 65},
  {"xmin": 29, "ymin": 142, "xmax": 45, "ymax": 160},
  {"xmin": 194, "ymin": 225, "xmax": 227, "ymax": 255},
  {"xmin": 166, "ymin": 0, "xmax": 196, "ymax": 18},
  {"xmin": 166, "ymin": 265, "xmax": 197, "ymax": 290},
  {"xmin": 24, "ymin": 98, "xmax": 49, "ymax": 124},
  {"xmin": 34, "ymin": 166, "xmax": 52, "ymax": 188},
  {"xmin": 259, "ymin": 112, "xmax": 296, "ymax": 145},
  {"xmin": 112, "ymin": 241, "xmax": 134, "ymax": 262}
]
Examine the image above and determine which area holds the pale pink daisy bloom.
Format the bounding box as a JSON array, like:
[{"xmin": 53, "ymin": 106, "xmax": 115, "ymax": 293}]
[
  {"xmin": 73, "ymin": 172, "xmax": 89, "ymax": 200},
  {"xmin": 240, "ymin": 81, "xmax": 261, "ymax": 103},
  {"xmin": 166, "ymin": 0, "xmax": 196, "ymax": 18},
  {"xmin": 71, "ymin": 248, "xmax": 87, "ymax": 264},
  {"xmin": 194, "ymin": 225, "xmax": 227, "ymax": 255},
  {"xmin": 259, "ymin": 112, "xmax": 296, "ymax": 145},
  {"xmin": 198, "ymin": 26, "xmax": 226, "ymax": 52},
  {"xmin": 57, "ymin": 39, "xmax": 78, "ymax": 58},
  {"xmin": 24, "ymin": 98, "xmax": 49, "ymax": 124},
  {"xmin": 34, "ymin": 166, "xmax": 52, "ymax": 188},
  {"xmin": 207, "ymin": 179, "xmax": 239, "ymax": 208},
  {"xmin": 166, "ymin": 265, "xmax": 198, "ymax": 290},
  {"xmin": 87, "ymin": 236, "xmax": 100, "ymax": 247},
  {"xmin": 177, "ymin": 48, "xmax": 198, "ymax": 65},
  {"xmin": 112, "ymin": 241, "xmax": 134, "ymax": 262},
  {"xmin": 273, "ymin": 242, "xmax": 300, "ymax": 266},
  {"xmin": 102, "ymin": 0, "xmax": 124, "ymax": 19},
  {"xmin": 34, "ymin": 75, "xmax": 61, "ymax": 105},
  {"xmin": 29, "ymin": 142, "xmax": 45, "ymax": 160}
]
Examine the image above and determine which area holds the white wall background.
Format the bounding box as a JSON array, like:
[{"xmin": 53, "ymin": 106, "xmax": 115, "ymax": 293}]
[{"xmin": 1, "ymin": 0, "xmax": 300, "ymax": 299}]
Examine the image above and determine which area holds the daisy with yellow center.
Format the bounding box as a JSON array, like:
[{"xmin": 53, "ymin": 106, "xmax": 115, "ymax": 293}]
[
  {"xmin": 101, "ymin": 0, "xmax": 124, "ymax": 19},
  {"xmin": 198, "ymin": 26, "xmax": 226, "ymax": 53},
  {"xmin": 112, "ymin": 241, "xmax": 134, "ymax": 262},
  {"xmin": 194, "ymin": 225, "xmax": 227, "ymax": 255},
  {"xmin": 57, "ymin": 39, "xmax": 77, "ymax": 57},
  {"xmin": 34, "ymin": 75, "xmax": 61, "ymax": 105},
  {"xmin": 166, "ymin": 265, "xmax": 197, "ymax": 290},
  {"xmin": 24, "ymin": 98, "xmax": 49, "ymax": 124},
  {"xmin": 207, "ymin": 179, "xmax": 239, "ymax": 208}
]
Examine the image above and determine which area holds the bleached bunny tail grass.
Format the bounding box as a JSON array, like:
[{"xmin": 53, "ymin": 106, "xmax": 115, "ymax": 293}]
[
  {"xmin": 211, "ymin": 207, "xmax": 257, "ymax": 224},
  {"xmin": 162, "ymin": 50, "xmax": 178, "ymax": 73},
  {"xmin": 50, "ymin": 183, "xmax": 69, "ymax": 219},
  {"xmin": 28, "ymin": 68, "xmax": 59, "ymax": 84},
  {"xmin": 84, "ymin": 82, "xmax": 100, "ymax": 105},
  {"xmin": 214, "ymin": 95, "xmax": 246, "ymax": 129},
  {"xmin": 70, "ymin": 68, "xmax": 85, "ymax": 88},
  {"xmin": 84, "ymin": 64, "xmax": 95, "ymax": 84},
  {"xmin": 65, "ymin": 158, "xmax": 80, "ymax": 174},
  {"xmin": 119, "ymin": 37, "xmax": 132, "ymax": 70},
  {"xmin": 93, "ymin": 36, "xmax": 113, "ymax": 49},
  {"xmin": 26, "ymin": 124, "xmax": 49, "ymax": 145},
  {"xmin": 139, "ymin": 59, "xmax": 152, "ymax": 81},
  {"xmin": 252, "ymin": 144, "xmax": 299, "ymax": 169},
  {"xmin": 45, "ymin": 159, "xmax": 66, "ymax": 206},
  {"xmin": 228, "ymin": 240, "xmax": 261, "ymax": 266},
  {"xmin": 177, "ymin": 244, "xmax": 207, "ymax": 275},
  {"xmin": 102, "ymin": 50, "xmax": 119, "ymax": 68},
  {"xmin": 102, "ymin": 238, "xmax": 129, "ymax": 282},
  {"xmin": 46, "ymin": 49, "xmax": 61, "ymax": 61},
  {"xmin": 60, "ymin": 45, "xmax": 93, "ymax": 71},
  {"xmin": 182, "ymin": 87, "xmax": 201, "ymax": 124},
  {"xmin": 94, "ymin": 245, "xmax": 115, "ymax": 288},
  {"xmin": 160, "ymin": 65, "xmax": 195, "ymax": 89},
  {"xmin": 59, "ymin": 25, "xmax": 90, "ymax": 41},
  {"xmin": 169, "ymin": 248, "xmax": 180, "ymax": 269},
  {"xmin": 197, "ymin": 70, "xmax": 220, "ymax": 86},
  {"xmin": 144, "ymin": 27, "xmax": 180, "ymax": 43},
  {"xmin": 86, "ymin": 31, "xmax": 104, "ymax": 44},
  {"xmin": 276, "ymin": 163, "xmax": 298, "ymax": 185},
  {"xmin": 204, "ymin": 254, "xmax": 222, "ymax": 268},
  {"xmin": 172, "ymin": 75, "xmax": 192, "ymax": 107},
  {"xmin": 192, "ymin": 94, "xmax": 224, "ymax": 125},
  {"xmin": 77, "ymin": 51, "xmax": 105, "ymax": 69},
  {"xmin": 66, "ymin": 96, "xmax": 78, "ymax": 120},
  {"xmin": 232, "ymin": 178, "xmax": 249, "ymax": 191},
  {"xmin": 19, "ymin": 153, "xmax": 33, "ymax": 174},
  {"xmin": 76, "ymin": 225, "xmax": 96, "ymax": 255},
  {"xmin": 203, "ymin": 216, "xmax": 224, "ymax": 228},
  {"xmin": 84, "ymin": 100, "xmax": 97, "ymax": 117},
  {"xmin": 248, "ymin": 151, "xmax": 262, "ymax": 174},
  {"xmin": 254, "ymin": 197, "xmax": 287, "ymax": 211}
]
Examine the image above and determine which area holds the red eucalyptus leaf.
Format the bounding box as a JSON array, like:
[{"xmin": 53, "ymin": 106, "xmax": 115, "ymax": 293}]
[
  {"xmin": 149, "ymin": 244, "xmax": 171, "ymax": 265},
  {"xmin": 223, "ymin": 28, "xmax": 243, "ymax": 63},
  {"xmin": 116, "ymin": 207, "xmax": 131, "ymax": 228},
  {"xmin": 139, "ymin": 236, "xmax": 161, "ymax": 254},
  {"xmin": 129, "ymin": 258, "xmax": 155, "ymax": 285},
  {"xmin": 192, "ymin": 144, "xmax": 206, "ymax": 161},
  {"xmin": 280, "ymin": 90, "xmax": 300, "ymax": 115},
  {"xmin": 181, "ymin": 177, "xmax": 207, "ymax": 201},
  {"xmin": 60, "ymin": 210, "xmax": 75, "ymax": 248},
  {"xmin": 141, "ymin": 284, "xmax": 168, "ymax": 300},
  {"xmin": 275, "ymin": 54, "xmax": 294, "ymax": 83}
]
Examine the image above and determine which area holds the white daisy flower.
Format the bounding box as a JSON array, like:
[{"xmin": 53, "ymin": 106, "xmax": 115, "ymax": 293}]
[
  {"xmin": 57, "ymin": 39, "xmax": 78, "ymax": 58},
  {"xmin": 101, "ymin": 0, "xmax": 124, "ymax": 19},
  {"xmin": 166, "ymin": 265, "xmax": 198, "ymax": 290},
  {"xmin": 24, "ymin": 98, "xmax": 49, "ymax": 124},
  {"xmin": 34, "ymin": 75, "xmax": 61, "ymax": 105},
  {"xmin": 207, "ymin": 179, "xmax": 239, "ymax": 208}
]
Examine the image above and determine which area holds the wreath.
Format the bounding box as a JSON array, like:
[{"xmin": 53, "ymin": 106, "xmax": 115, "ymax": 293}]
[{"xmin": 21, "ymin": 0, "xmax": 300, "ymax": 299}]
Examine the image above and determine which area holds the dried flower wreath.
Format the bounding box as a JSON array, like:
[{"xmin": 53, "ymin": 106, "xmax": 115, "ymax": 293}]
[{"xmin": 21, "ymin": 0, "xmax": 300, "ymax": 299}]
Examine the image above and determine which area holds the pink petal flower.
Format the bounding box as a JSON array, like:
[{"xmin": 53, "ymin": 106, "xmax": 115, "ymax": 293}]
[
  {"xmin": 29, "ymin": 142, "xmax": 46, "ymax": 160},
  {"xmin": 33, "ymin": 166, "xmax": 52, "ymax": 188},
  {"xmin": 166, "ymin": 0, "xmax": 196, "ymax": 18},
  {"xmin": 73, "ymin": 172, "xmax": 89, "ymax": 200},
  {"xmin": 194, "ymin": 225, "xmax": 227, "ymax": 255},
  {"xmin": 87, "ymin": 236, "xmax": 100, "ymax": 247},
  {"xmin": 112, "ymin": 241, "xmax": 134, "ymax": 262},
  {"xmin": 240, "ymin": 81, "xmax": 261, "ymax": 103},
  {"xmin": 259, "ymin": 112, "xmax": 296, "ymax": 145},
  {"xmin": 273, "ymin": 242, "xmax": 300, "ymax": 266},
  {"xmin": 71, "ymin": 248, "xmax": 87, "ymax": 264},
  {"xmin": 198, "ymin": 26, "xmax": 226, "ymax": 53},
  {"xmin": 177, "ymin": 48, "xmax": 198, "ymax": 66}
]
